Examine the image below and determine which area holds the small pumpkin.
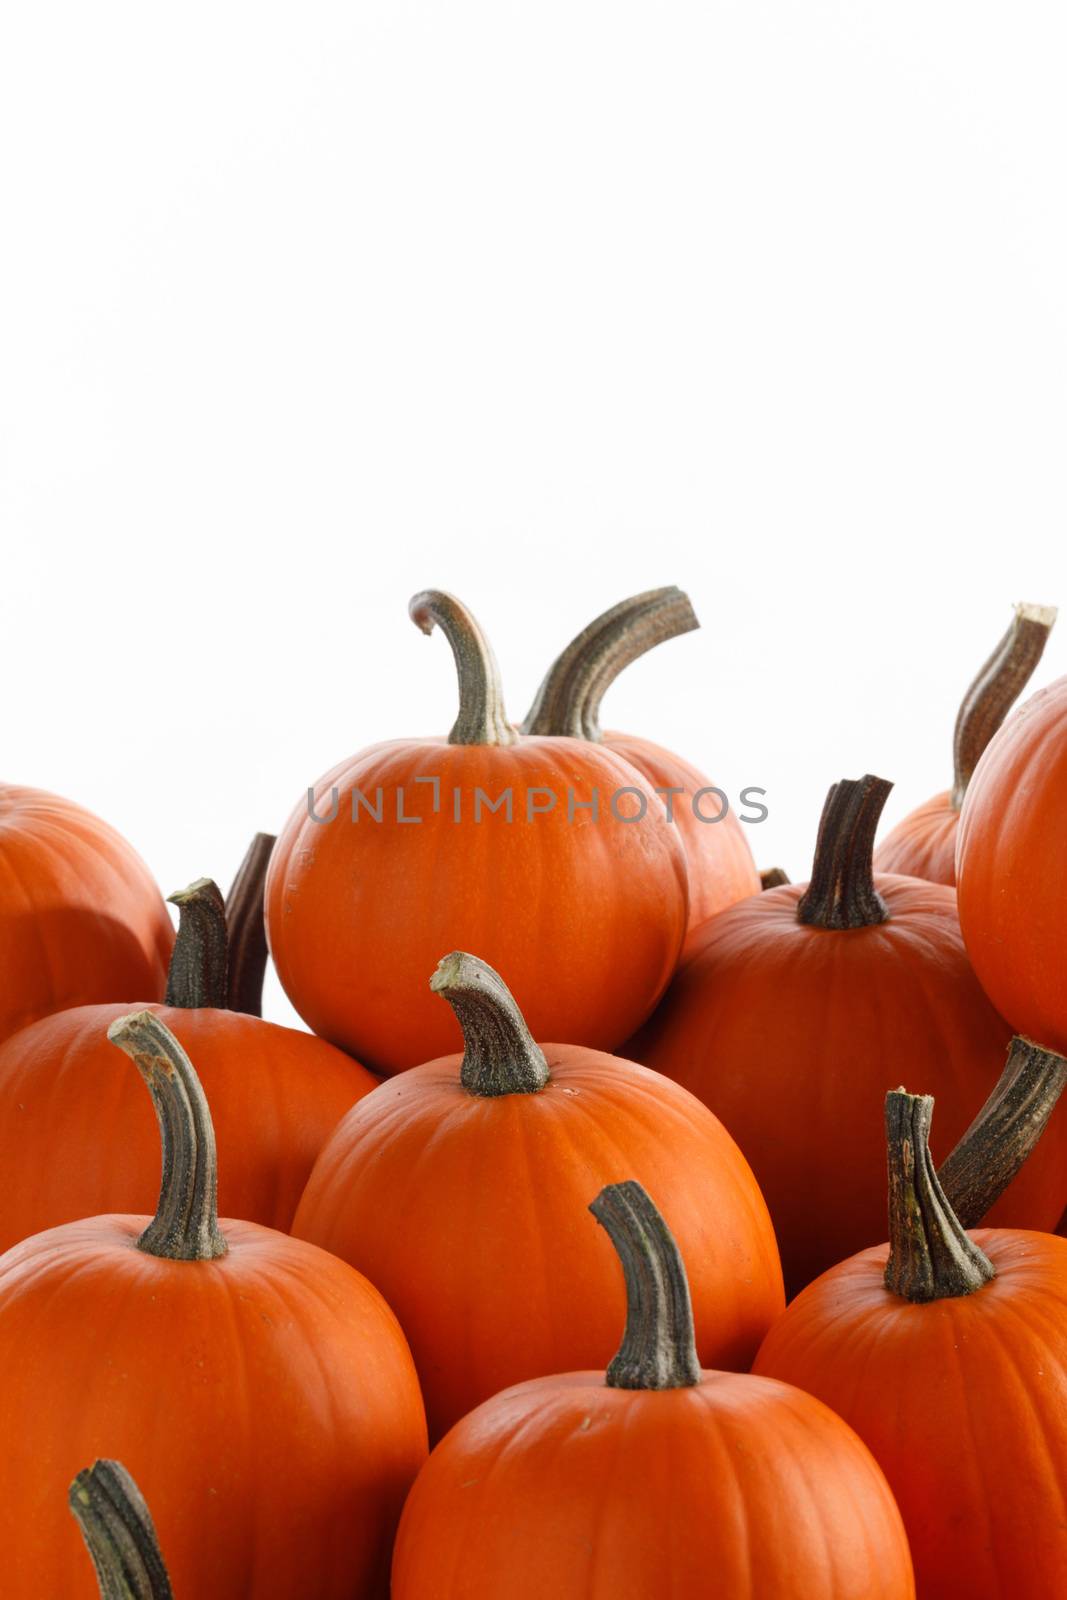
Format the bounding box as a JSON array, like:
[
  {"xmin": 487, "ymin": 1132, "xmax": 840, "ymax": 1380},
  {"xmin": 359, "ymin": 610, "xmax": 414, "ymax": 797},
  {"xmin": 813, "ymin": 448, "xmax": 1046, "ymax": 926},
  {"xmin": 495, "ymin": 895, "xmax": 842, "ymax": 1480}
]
[
  {"xmin": 0, "ymin": 1010, "xmax": 426, "ymax": 1598},
  {"xmin": 875, "ymin": 601, "xmax": 1055, "ymax": 884},
  {"xmin": 392, "ymin": 1180, "xmax": 915, "ymax": 1599},
  {"xmin": 70, "ymin": 1460, "xmax": 171, "ymax": 1599},
  {"xmin": 0, "ymin": 784, "xmax": 173, "ymax": 1041},
  {"xmin": 0, "ymin": 874, "xmax": 376, "ymax": 1249},
  {"xmin": 957, "ymin": 670, "xmax": 1067, "ymax": 1055},
  {"xmin": 755, "ymin": 1088, "xmax": 1067, "ymax": 1599},
  {"xmin": 267, "ymin": 591, "xmax": 688, "ymax": 1074},
  {"xmin": 523, "ymin": 586, "xmax": 760, "ymax": 929},
  {"xmin": 293, "ymin": 951, "xmax": 785, "ymax": 1442},
  {"xmin": 629, "ymin": 773, "xmax": 1067, "ymax": 1294}
]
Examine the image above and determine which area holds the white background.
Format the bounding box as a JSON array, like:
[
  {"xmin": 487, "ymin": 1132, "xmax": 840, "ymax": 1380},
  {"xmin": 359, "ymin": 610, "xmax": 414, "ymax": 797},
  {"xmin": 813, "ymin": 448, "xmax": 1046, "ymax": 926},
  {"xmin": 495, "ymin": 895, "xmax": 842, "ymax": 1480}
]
[{"xmin": 2, "ymin": 5, "xmax": 1063, "ymax": 1027}]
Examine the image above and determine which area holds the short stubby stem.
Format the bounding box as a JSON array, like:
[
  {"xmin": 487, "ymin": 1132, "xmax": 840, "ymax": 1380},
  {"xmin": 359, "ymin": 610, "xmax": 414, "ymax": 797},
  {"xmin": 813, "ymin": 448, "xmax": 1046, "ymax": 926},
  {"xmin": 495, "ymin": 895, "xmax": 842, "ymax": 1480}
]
[
  {"xmin": 590, "ymin": 1180, "xmax": 701, "ymax": 1390},
  {"xmin": 797, "ymin": 775, "xmax": 892, "ymax": 930},
  {"xmin": 164, "ymin": 878, "xmax": 229, "ymax": 1010},
  {"xmin": 884, "ymin": 1089, "xmax": 995, "ymax": 1303},
  {"xmin": 430, "ymin": 952, "xmax": 549, "ymax": 1096}
]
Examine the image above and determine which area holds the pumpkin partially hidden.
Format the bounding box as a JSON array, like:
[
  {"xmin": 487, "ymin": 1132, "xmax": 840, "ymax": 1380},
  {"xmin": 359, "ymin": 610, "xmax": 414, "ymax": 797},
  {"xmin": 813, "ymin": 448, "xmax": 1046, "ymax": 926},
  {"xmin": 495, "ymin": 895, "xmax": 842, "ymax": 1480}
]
[
  {"xmin": 629, "ymin": 774, "xmax": 1065, "ymax": 1295},
  {"xmin": 392, "ymin": 1181, "xmax": 914, "ymax": 1599},
  {"xmin": 268, "ymin": 591, "xmax": 688, "ymax": 1074},
  {"xmin": 523, "ymin": 587, "xmax": 759, "ymax": 929},
  {"xmin": 0, "ymin": 877, "xmax": 375, "ymax": 1249},
  {"xmin": 293, "ymin": 951, "xmax": 784, "ymax": 1442},
  {"xmin": 756, "ymin": 1090, "xmax": 1067, "ymax": 1599},
  {"xmin": 0, "ymin": 785, "xmax": 172, "ymax": 1041},
  {"xmin": 875, "ymin": 602, "xmax": 1055, "ymax": 885},
  {"xmin": 957, "ymin": 671, "xmax": 1067, "ymax": 1056},
  {"xmin": 0, "ymin": 1010, "xmax": 426, "ymax": 1598}
]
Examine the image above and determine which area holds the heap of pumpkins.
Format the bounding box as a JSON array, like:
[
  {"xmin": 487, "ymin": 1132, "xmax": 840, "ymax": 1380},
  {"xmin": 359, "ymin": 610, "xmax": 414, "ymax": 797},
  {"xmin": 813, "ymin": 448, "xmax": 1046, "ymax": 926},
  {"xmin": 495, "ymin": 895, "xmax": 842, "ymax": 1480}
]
[{"xmin": 1, "ymin": 586, "xmax": 1066, "ymax": 1599}]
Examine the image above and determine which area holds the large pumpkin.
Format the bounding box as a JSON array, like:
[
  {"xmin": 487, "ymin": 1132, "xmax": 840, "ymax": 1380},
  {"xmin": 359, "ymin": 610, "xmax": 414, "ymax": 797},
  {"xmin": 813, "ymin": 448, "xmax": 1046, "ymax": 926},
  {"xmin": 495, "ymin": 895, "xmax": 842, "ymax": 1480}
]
[
  {"xmin": 0, "ymin": 876, "xmax": 376, "ymax": 1249},
  {"xmin": 522, "ymin": 586, "xmax": 760, "ymax": 929},
  {"xmin": 293, "ymin": 951, "xmax": 784, "ymax": 1441},
  {"xmin": 267, "ymin": 590, "xmax": 688, "ymax": 1074},
  {"xmin": 392, "ymin": 1180, "xmax": 915, "ymax": 1599},
  {"xmin": 0, "ymin": 1010, "xmax": 426, "ymax": 1598},
  {"xmin": 875, "ymin": 602, "xmax": 1055, "ymax": 884},
  {"xmin": 0, "ymin": 784, "xmax": 172, "ymax": 1041},
  {"xmin": 756, "ymin": 1089, "xmax": 1067, "ymax": 1599},
  {"xmin": 957, "ymin": 671, "xmax": 1067, "ymax": 1055},
  {"xmin": 628, "ymin": 773, "xmax": 1067, "ymax": 1294}
]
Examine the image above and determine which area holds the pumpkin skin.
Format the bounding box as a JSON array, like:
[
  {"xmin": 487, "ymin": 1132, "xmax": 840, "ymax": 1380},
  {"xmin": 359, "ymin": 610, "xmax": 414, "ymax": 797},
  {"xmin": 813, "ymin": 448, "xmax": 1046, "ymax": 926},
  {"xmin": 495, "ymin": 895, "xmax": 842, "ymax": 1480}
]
[
  {"xmin": 755, "ymin": 1229, "xmax": 1067, "ymax": 1598},
  {"xmin": 0, "ymin": 1010, "xmax": 426, "ymax": 1599},
  {"xmin": 268, "ymin": 736, "xmax": 687, "ymax": 1075},
  {"xmin": 0, "ymin": 1216, "xmax": 427, "ymax": 1598},
  {"xmin": 293, "ymin": 959, "xmax": 784, "ymax": 1443},
  {"xmin": 0, "ymin": 785, "xmax": 172, "ymax": 1041},
  {"xmin": 874, "ymin": 790, "xmax": 958, "ymax": 885},
  {"xmin": 957, "ymin": 676, "xmax": 1067, "ymax": 1056},
  {"xmin": 628, "ymin": 874, "xmax": 1066, "ymax": 1294},
  {"xmin": 392, "ymin": 1180, "xmax": 913, "ymax": 1600},
  {"xmin": 0, "ymin": 1001, "xmax": 377, "ymax": 1249}
]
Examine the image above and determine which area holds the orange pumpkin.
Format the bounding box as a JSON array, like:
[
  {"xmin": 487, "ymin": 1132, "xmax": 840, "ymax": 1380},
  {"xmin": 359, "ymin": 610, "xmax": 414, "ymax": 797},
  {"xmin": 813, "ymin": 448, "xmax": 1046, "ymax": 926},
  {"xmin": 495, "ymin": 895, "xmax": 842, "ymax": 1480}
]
[
  {"xmin": 0, "ymin": 1010, "xmax": 426, "ymax": 1598},
  {"xmin": 70, "ymin": 1460, "xmax": 171, "ymax": 1598},
  {"xmin": 0, "ymin": 784, "xmax": 172, "ymax": 1041},
  {"xmin": 0, "ymin": 876, "xmax": 376, "ymax": 1249},
  {"xmin": 628, "ymin": 774, "xmax": 1067, "ymax": 1295},
  {"xmin": 293, "ymin": 951, "xmax": 784, "ymax": 1442},
  {"xmin": 875, "ymin": 602, "xmax": 1055, "ymax": 884},
  {"xmin": 957, "ymin": 671, "xmax": 1067, "ymax": 1055},
  {"xmin": 267, "ymin": 591, "xmax": 688, "ymax": 1075},
  {"xmin": 392, "ymin": 1180, "xmax": 915, "ymax": 1599},
  {"xmin": 523, "ymin": 586, "xmax": 760, "ymax": 930},
  {"xmin": 756, "ymin": 1088, "xmax": 1067, "ymax": 1599}
]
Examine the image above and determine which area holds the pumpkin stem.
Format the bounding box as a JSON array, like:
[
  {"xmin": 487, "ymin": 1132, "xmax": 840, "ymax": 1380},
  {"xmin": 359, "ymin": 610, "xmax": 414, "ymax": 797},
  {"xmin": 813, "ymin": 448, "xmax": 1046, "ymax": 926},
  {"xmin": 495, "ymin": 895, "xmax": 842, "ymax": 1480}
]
[
  {"xmin": 951, "ymin": 602, "xmax": 1056, "ymax": 809},
  {"xmin": 938, "ymin": 1036, "xmax": 1067, "ymax": 1228},
  {"xmin": 590, "ymin": 1180, "xmax": 700, "ymax": 1390},
  {"xmin": 760, "ymin": 866, "xmax": 790, "ymax": 890},
  {"xmin": 409, "ymin": 590, "xmax": 516, "ymax": 747},
  {"xmin": 522, "ymin": 587, "xmax": 698, "ymax": 740},
  {"xmin": 107, "ymin": 1010, "xmax": 228, "ymax": 1262},
  {"xmin": 224, "ymin": 833, "xmax": 275, "ymax": 1017},
  {"xmin": 430, "ymin": 952, "xmax": 549, "ymax": 1097},
  {"xmin": 69, "ymin": 1459, "xmax": 173, "ymax": 1600},
  {"xmin": 796, "ymin": 775, "xmax": 892, "ymax": 930},
  {"xmin": 164, "ymin": 878, "xmax": 228, "ymax": 1010},
  {"xmin": 884, "ymin": 1089, "xmax": 996, "ymax": 1302}
]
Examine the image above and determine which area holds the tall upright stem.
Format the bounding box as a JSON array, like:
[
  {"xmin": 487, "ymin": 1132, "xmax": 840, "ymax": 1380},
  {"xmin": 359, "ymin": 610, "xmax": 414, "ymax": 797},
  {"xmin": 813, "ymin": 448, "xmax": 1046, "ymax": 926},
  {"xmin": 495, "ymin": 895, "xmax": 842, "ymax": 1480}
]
[
  {"xmin": 522, "ymin": 587, "xmax": 698, "ymax": 740},
  {"xmin": 69, "ymin": 1459, "xmax": 173, "ymax": 1599},
  {"xmin": 164, "ymin": 879, "xmax": 228, "ymax": 1010},
  {"xmin": 884, "ymin": 1090, "xmax": 995, "ymax": 1302},
  {"xmin": 430, "ymin": 952, "xmax": 549, "ymax": 1096},
  {"xmin": 938, "ymin": 1036, "xmax": 1067, "ymax": 1227},
  {"xmin": 796, "ymin": 775, "xmax": 892, "ymax": 930},
  {"xmin": 409, "ymin": 590, "xmax": 516, "ymax": 746},
  {"xmin": 951, "ymin": 602, "xmax": 1056, "ymax": 808},
  {"xmin": 224, "ymin": 833, "xmax": 275, "ymax": 1017},
  {"xmin": 590, "ymin": 1180, "xmax": 700, "ymax": 1390},
  {"xmin": 108, "ymin": 1010, "xmax": 228, "ymax": 1262}
]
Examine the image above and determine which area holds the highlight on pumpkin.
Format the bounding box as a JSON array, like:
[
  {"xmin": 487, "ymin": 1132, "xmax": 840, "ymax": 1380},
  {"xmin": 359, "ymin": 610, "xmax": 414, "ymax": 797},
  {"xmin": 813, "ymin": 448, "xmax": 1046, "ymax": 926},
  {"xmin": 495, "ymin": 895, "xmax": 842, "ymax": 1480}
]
[{"xmin": 69, "ymin": 1459, "xmax": 173, "ymax": 1600}]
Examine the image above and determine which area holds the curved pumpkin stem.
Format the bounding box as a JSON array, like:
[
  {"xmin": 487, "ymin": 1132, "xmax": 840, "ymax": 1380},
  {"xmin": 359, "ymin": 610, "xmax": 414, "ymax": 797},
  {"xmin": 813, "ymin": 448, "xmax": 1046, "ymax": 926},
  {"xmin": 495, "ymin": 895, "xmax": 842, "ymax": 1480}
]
[
  {"xmin": 938, "ymin": 1036, "xmax": 1067, "ymax": 1228},
  {"xmin": 164, "ymin": 878, "xmax": 228, "ymax": 1010},
  {"xmin": 522, "ymin": 587, "xmax": 698, "ymax": 741},
  {"xmin": 590, "ymin": 1179, "xmax": 700, "ymax": 1390},
  {"xmin": 797, "ymin": 775, "xmax": 891, "ymax": 930},
  {"xmin": 108, "ymin": 1010, "xmax": 228, "ymax": 1262},
  {"xmin": 224, "ymin": 833, "xmax": 275, "ymax": 1017},
  {"xmin": 951, "ymin": 601, "xmax": 1056, "ymax": 809},
  {"xmin": 760, "ymin": 866, "xmax": 790, "ymax": 890},
  {"xmin": 69, "ymin": 1459, "xmax": 173, "ymax": 1599},
  {"xmin": 409, "ymin": 590, "xmax": 516, "ymax": 747},
  {"xmin": 884, "ymin": 1090, "xmax": 995, "ymax": 1302},
  {"xmin": 430, "ymin": 952, "xmax": 549, "ymax": 1097}
]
